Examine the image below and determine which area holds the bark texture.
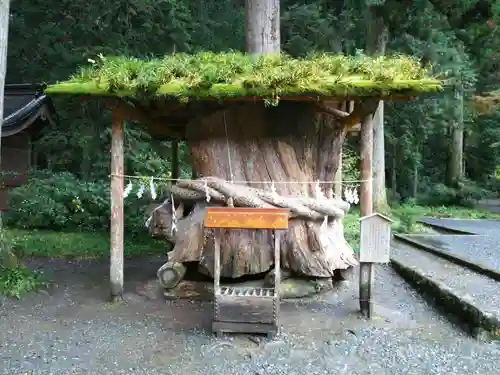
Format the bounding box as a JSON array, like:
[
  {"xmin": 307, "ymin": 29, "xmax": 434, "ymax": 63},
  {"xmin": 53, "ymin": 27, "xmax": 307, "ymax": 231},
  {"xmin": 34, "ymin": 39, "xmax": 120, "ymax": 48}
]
[
  {"xmin": 366, "ymin": 4, "xmax": 389, "ymax": 212},
  {"xmin": 110, "ymin": 114, "xmax": 124, "ymax": 301},
  {"xmin": 148, "ymin": 102, "xmax": 357, "ymax": 281},
  {"xmin": 245, "ymin": 0, "xmax": 280, "ymax": 55},
  {"xmin": 446, "ymin": 87, "xmax": 464, "ymax": 187}
]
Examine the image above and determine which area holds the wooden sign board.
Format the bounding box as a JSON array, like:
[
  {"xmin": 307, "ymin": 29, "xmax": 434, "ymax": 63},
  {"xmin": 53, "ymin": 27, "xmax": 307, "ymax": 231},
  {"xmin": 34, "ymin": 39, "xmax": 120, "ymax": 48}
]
[
  {"xmin": 359, "ymin": 213, "xmax": 393, "ymax": 263},
  {"xmin": 204, "ymin": 206, "xmax": 289, "ymax": 338},
  {"xmin": 204, "ymin": 207, "xmax": 289, "ymax": 230}
]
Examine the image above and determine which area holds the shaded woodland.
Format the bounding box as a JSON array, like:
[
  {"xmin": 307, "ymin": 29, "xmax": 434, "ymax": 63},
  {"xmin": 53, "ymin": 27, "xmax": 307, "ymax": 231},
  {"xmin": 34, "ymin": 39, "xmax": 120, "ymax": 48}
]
[{"xmin": 3, "ymin": 0, "xmax": 500, "ymax": 236}]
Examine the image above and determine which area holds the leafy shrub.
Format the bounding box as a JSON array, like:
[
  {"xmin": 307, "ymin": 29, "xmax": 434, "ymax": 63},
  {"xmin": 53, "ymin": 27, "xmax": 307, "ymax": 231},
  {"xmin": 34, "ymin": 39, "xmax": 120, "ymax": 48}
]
[
  {"xmin": 0, "ymin": 266, "xmax": 44, "ymax": 299},
  {"xmin": 417, "ymin": 180, "xmax": 485, "ymax": 207},
  {"xmin": 342, "ymin": 148, "xmax": 360, "ymax": 183},
  {"xmin": 386, "ymin": 188, "xmax": 402, "ymax": 206},
  {"xmin": 5, "ymin": 170, "xmax": 148, "ymax": 233},
  {"xmin": 391, "ymin": 204, "xmax": 419, "ymax": 233},
  {"xmin": 0, "ymin": 231, "xmax": 45, "ymax": 298}
]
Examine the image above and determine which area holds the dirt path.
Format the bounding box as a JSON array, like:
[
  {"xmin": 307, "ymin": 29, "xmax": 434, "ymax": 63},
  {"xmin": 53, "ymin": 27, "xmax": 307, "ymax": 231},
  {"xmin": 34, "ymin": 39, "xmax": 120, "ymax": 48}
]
[{"xmin": 0, "ymin": 257, "xmax": 499, "ymax": 375}]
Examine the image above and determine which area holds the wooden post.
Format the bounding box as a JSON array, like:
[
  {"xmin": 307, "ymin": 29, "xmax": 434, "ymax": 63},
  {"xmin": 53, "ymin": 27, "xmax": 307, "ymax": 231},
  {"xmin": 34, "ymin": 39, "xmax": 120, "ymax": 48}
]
[
  {"xmin": 333, "ymin": 101, "xmax": 348, "ymax": 197},
  {"xmin": 0, "ymin": 0, "xmax": 10, "ymax": 257},
  {"xmin": 334, "ymin": 150, "xmax": 343, "ymax": 197},
  {"xmin": 359, "ymin": 112, "xmax": 374, "ymax": 318},
  {"xmin": 171, "ymin": 139, "xmax": 179, "ymax": 182},
  {"xmin": 0, "ymin": 0, "xmax": 9, "ymax": 142},
  {"xmin": 110, "ymin": 112, "xmax": 124, "ymax": 302}
]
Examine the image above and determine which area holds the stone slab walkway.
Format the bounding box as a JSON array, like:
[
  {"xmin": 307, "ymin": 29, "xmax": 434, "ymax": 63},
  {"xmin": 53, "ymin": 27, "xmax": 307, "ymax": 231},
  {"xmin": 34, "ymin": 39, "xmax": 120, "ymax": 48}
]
[
  {"xmin": 415, "ymin": 217, "xmax": 500, "ymax": 273},
  {"xmin": 402, "ymin": 234, "xmax": 500, "ymax": 274},
  {"xmin": 419, "ymin": 217, "xmax": 500, "ymax": 235}
]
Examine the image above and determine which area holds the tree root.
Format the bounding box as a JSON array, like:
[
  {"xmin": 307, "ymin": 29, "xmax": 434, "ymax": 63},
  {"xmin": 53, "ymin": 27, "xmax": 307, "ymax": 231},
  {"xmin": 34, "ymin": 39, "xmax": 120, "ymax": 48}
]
[{"xmin": 147, "ymin": 176, "xmax": 357, "ymax": 285}]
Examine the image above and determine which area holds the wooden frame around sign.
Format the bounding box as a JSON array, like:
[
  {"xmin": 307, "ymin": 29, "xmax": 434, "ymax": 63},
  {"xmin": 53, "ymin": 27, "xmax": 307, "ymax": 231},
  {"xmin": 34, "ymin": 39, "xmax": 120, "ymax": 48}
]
[{"xmin": 204, "ymin": 207, "xmax": 290, "ymax": 338}]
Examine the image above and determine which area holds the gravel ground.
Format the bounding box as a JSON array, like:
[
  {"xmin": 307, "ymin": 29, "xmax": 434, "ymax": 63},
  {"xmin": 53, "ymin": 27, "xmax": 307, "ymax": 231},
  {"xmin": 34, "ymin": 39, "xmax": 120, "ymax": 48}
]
[
  {"xmin": 391, "ymin": 240, "xmax": 500, "ymax": 318},
  {"xmin": 407, "ymin": 234, "xmax": 500, "ymax": 273},
  {"xmin": 420, "ymin": 217, "xmax": 500, "ymax": 235},
  {"xmin": 1, "ymin": 257, "xmax": 499, "ymax": 375}
]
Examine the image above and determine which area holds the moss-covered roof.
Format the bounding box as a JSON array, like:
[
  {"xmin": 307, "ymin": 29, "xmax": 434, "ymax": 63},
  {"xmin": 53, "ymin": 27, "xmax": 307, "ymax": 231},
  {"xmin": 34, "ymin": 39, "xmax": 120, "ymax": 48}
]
[{"xmin": 45, "ymin": 52, "xmax": 442, "ymax": 100}]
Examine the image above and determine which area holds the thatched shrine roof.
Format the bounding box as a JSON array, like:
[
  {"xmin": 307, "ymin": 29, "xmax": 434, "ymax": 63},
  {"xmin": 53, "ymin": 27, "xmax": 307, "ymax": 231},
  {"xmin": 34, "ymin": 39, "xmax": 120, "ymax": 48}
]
[
  {"xmin": 3, "ymin": 84, "xmax": 56, "ymax": 139},
  {"xmin": 45, "ymin": 52, "xmax": 442, "ymax": 139}
]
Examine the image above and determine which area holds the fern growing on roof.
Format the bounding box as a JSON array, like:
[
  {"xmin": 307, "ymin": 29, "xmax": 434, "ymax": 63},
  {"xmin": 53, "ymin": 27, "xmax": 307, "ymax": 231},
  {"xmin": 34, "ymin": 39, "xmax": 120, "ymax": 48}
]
[{"xmin": 46, "ymin": 51, "xmax": 442, "ymax": 100}]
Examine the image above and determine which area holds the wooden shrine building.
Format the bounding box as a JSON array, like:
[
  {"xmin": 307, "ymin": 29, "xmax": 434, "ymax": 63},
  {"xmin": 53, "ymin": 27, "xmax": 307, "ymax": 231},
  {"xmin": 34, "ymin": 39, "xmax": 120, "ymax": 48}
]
[{"xmin": 0, "ymin": 84, "xmax": 56, "ymax": 210}]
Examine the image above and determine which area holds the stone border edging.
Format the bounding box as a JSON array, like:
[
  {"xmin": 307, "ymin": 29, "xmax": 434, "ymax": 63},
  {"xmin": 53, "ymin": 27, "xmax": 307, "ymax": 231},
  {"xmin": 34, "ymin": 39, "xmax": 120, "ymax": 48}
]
[
  {"xmin": 390, "ymin": 256, "xmax": 500, "ymax": 341},
  {"xmin": 416, "ymin": 219, "xmax": 474, "ymax": 234},
  {"xmin": 394, "ymin": 234, "xmax": 500, "ymax": 282}
]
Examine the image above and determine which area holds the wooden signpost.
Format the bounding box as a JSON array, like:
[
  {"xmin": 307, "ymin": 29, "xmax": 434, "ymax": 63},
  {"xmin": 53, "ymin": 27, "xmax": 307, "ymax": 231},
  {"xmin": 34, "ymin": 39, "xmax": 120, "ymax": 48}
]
[
  {"xmin": 358, "ymin": 212, "xmax": 393, "ymax": 319},
  {"xmin": 204, "ymin": 207, "xmax": 289, "ymax": 339}
]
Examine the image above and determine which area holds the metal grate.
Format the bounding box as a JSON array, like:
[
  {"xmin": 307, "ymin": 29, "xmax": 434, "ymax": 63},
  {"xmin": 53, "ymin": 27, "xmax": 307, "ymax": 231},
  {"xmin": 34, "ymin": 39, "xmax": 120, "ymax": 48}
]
[{"xmin": 219, "ymin": 286, "xmax": 275, "ymax": 297}]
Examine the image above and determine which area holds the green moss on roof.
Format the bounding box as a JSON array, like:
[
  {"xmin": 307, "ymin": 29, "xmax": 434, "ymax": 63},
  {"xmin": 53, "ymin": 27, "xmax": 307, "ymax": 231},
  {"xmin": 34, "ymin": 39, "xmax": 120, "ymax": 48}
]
[{"xmin": 45, "ymin": 51, "xmax": 442, "ymax": 100}]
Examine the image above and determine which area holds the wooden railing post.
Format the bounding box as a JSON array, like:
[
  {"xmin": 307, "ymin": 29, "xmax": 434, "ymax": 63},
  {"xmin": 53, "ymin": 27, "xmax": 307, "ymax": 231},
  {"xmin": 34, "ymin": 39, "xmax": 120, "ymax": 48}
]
[{"xmin": 110, "ymin": 111, "xmax": 124, "ymax": 302}]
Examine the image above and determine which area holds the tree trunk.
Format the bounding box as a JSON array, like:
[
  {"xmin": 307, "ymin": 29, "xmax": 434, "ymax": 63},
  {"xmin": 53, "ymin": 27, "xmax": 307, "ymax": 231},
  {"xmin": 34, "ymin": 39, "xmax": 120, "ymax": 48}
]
[
  {"xmin": 391, "ymin": 145, "xmax": 397, "ymax": 193},
  {"xmin": 245, "ymin": 0, "xmax": 280, "ymax": 55},
  {"xmin": 151, "ymin": 102, "xmax": 357, "ymax": 283},
  {"xmin": 0, "ymin": 0, "xmax": 8, "ymax": 136},
  {"xmin": 372, "ymin": 102, "xmax": 387, "ymax": 210},
  {"xmin": 446, "ymin": 87, "xmax": 464, "ymax": 187},
  {"xmin": 366, "ymin": 5, "xmax": 388, "ymax": 212},
  {"xmin": 412, "ymin": 151, "xmax": 419, "ymax": 198},
  {"xmin": 0, "ymin": 0, "xmax": 11, "ymax": 267},
  {"xmin": 152, "ymin": 0, "xmax": 357, "ymax": 290}
]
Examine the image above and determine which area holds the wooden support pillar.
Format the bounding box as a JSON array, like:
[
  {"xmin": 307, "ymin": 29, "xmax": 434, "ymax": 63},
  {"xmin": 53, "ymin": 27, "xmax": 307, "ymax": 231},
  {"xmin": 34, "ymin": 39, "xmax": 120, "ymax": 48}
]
[
  {"xmin": 171, "ymin": 140, "xmax": 179, "ymax": 182},
  {"xmin": 359, "ymin": 112, "xmax": 374, "ymax": 318},
  {"xmin": 110, "ymin": 112, "xmax": 124, "ymax": 302},
  {"xmin": 333, "ymin": 150, "xmax": 343, "ymax": 197},
  {"xmin": 333, "ymin": 101, "xmax": 349, "ymax": 197}
]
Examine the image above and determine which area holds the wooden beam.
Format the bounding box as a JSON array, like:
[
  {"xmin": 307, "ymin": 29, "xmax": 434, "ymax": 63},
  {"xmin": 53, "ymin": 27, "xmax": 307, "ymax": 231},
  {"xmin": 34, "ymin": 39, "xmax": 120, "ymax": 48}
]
[
  {"xmin": 316, "ymin": 99, "xmax": 379, "ymax": 131},
  {"xmin": 110, "ymin": 111, "xmax": 124, "ymax": 302},
  {"xmin": 201, "ymin": 94, "xmax": 415, "ymax": 102},
  {"xmin": 106, "ymin": 99, "xmax": 184, "ymax": 139},
  {"xmin": 359, "ymin": 111, "xmax": 374, "ymax": 318},
  {"xmin": 171, "ymin": 139, "xmax": 179, "ymax": 182}
]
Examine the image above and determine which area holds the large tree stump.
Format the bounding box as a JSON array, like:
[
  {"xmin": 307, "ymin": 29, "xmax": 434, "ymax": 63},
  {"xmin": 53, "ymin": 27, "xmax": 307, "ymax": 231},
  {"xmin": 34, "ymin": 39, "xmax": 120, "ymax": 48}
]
[{"xmin": 149, "ymin": 101, "xmax": 358, "ymax": 284}]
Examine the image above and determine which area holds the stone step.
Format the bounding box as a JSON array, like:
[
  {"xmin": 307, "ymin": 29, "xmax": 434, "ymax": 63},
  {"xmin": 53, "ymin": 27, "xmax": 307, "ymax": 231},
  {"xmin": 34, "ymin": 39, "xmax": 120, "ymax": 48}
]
[
  {"xmin": 390, "ymin": 239, "xmax": 500, "ymax": 341},
  {"xmin": 419, "ymin": 217, "xmax": 500, "ymax": 235},
  {"xmin": 394, "ymin": 233, "xmax": 500, "ymax": 281}
]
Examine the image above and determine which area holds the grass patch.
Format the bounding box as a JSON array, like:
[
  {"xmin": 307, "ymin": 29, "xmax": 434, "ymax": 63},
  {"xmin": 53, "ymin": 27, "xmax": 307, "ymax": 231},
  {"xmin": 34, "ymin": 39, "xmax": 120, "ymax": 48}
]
[
  {"xmin": 344, "ymin": 204, "xmax": 500, "ymax": 252},
  {"xmin": 46, "ymin": 51, "xmax": 442, "ymax": 99},
  {"xmin": 0, "ymin": 228, "xmax": 167, "ymax": 298},
  {"xmin": 5, "ymin": 228, "xmax": 168, "ymax": 259}
]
